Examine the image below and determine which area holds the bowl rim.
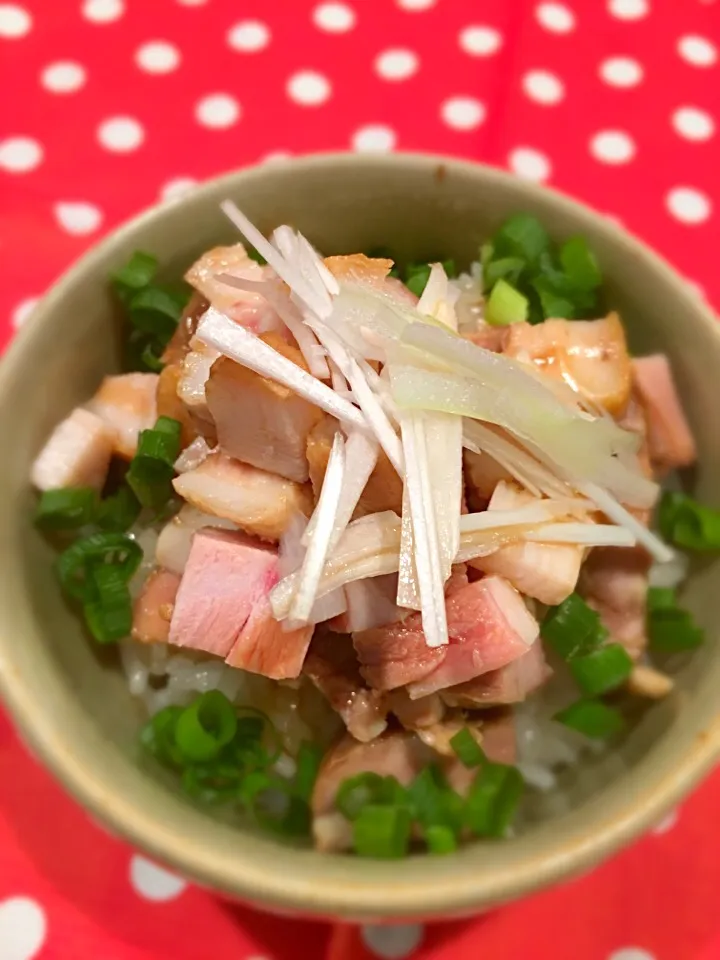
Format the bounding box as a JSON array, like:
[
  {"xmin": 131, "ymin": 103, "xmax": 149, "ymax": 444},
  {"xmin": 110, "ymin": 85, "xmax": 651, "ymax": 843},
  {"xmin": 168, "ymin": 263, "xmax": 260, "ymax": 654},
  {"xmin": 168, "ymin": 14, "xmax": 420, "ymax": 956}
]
[{"xmin": 2, "ymin": 151, "xmax": 720, "ymax": 919}]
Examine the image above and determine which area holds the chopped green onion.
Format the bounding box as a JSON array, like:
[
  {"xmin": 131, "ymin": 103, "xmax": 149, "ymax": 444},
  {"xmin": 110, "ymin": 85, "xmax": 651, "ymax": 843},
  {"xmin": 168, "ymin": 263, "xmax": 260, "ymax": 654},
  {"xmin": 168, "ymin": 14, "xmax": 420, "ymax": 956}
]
[
  {"xmin": 492, "ymin": 214, "xmax": 550, "ymax": 263},
  {"xmin": 449, "ymin": 728, "xmax": 485, "ymax": 768},
  {"xmin": 464, "ymin": 763, "xmax": 524, "ymax": 838},
  {"xmin": 647, "ymin": 586, "xmax": 677, "ymax": 613},
  {"xmin": 240, "ymin": 771, "xmax": 310, "ymax": 836},
  {"xmin": 136, "ymin": 417, "xmax": 182, "ymax": 464},
  {"xmin": 407, "ymin": 765, "xmax": 463, "ymax": 834},
  {"xmin": 174, "ymin": 690, "xmax": 238, "ymax": 763},
  {"xmin": 406, "ymin": 264, "xmax": 432, "ymax": 297},
  {"xmin": 425, "ymin": 824, "xmax": 457, "ymax": 855},
  {"xmin": 569, "ymin": 643, "xmax": 634, "ymax": 696},
  {"xmin": 35, "ymin": 487, "xmax": 96, "ymax": 530},
  {"xmin": 128, "ymin": 286, "xmax": 184, "ymax": 339},
  {"xmin": 531, "ymin": 277, "xmax": 576, "ymax": 320},
  {"xmin": 140, "ymin": 339, "xmax": 166, "ymax": 373},
  {"xmin": 295, "ymin": 742, "xmax": 324, "ymax": 801},
  {"xmin": 484, "ymin": 256, "xmax": 525, "ymax": 288},
  {"xmin": 139, "ymin": 705, "xmax": 184, "ymax": 766},
  {"xmin": 56, "ymin": 532, "xmax": 142, "ymax": 601},
  {"xmin": 559, "ymin": 236, "xmax": 601, "ymax": 292},
  {"xmin": 658, "ymin": 491, "xmax": 720, "ymax": 551},
  {"xmin": 82, "ymin": 564, "xmax": 133, "ymax": 643},
  {"xmin": 353, "ymin": 805, "xmax": 412, "ymax": 859},
  {"xmin": 485, "ymin": 278, "xmax": 528, "ymax": 326},
  {"xmin": 96, "ymin": 485, "xmax": 141, "ymax": 532},
  {"xmin": 127, "ymin": 416, "xmax": 181, "ymax": 510},
  {"xmin": 233, "ymin": 707, "xmax": 282, "ymax": 766},
  {"xmin": 182, "ymin": 762, "xmax": 242, "ymax": 804},
  {"xmin": 554, "ymin": 699, "xmax": 625, "ymax": 739},
  {"xmin": 336, "ymin": 773, "xmax": 406, "ymax": 821},
  {"xmin": 648, "ymin": 607, "xmax": 703, "ymax": 653},
  {"xmin": 112, "ymin": 251, "xmax": 158, "ymax": 298},
  {"xmin": 247, "ymin": 247, "xmax": 267, "ymax": 266},
  {"xmin": 542, "ymin": 593, "xmax": 607, "ymax": 660}
]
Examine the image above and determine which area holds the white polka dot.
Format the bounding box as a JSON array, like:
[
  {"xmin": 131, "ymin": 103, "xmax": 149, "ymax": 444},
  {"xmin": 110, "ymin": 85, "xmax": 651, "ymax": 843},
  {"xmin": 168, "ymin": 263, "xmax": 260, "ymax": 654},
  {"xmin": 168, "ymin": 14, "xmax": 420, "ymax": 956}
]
[
  {"xmin": 0, "ymin": 4, "xmax": 31, "ymax": 38},
  {"xmin": 599, "ymin": 56, "xmax": 643, "ymax": 87},
  {"xmin": 160, "ymin": 177, "xmax": 197, "ymax": 201},
  {"xmin": 608, "ymin": 950, "xmax": 656, "ymax": 960},
  {"xmin": 262, "ymin": 150, "xmax": 293, "ymax": 162},
  {"xmin": 135, "ymin": 41, "xmax": 181, "ymax": 73},
  {"xmin": 678, "ymin": 35, "xmax": 717, "ymax": 67},
  {"xmin": 82, "ymin": 0, "xmax": 124, "ymax": 23},
  {"xmin": 374, "ymin": 49, "xmax": 419, "ymax": 81},
  {"xmin": 54, "ymin": 201, "xmax": 103, "ymax": 236},
  {"xmin": 130, "ymin": 855, "xmax": 187, "ymax": 902},
  {"xmin": 508, "ymin": 147, "xmax": 551, "ymax": 182},
  {"xmin": 666, "ymin": 187, "xmax": 712, "ymax": 224},
  {"xmin": 0, "ymin": 136, "xmax": 43, "ymax": 172},
  {"xmin": 352, "ymin": 125, "xmax": 397, "ymax": 152},
  {"xmin": 672, "ymin": 106, "xmax": 715, "ymax": 141},
  {"xmin": 608, "ymin": 0, "xmax": 648, "ymax": 19},
  {"xmin": 362, "ymin": 924, "xmax": 424, "ymax": 959},
  {"xmin": 12, "ymin": 297, "xmax": 40, "ymax": 329},
  {"xmin": 195, "ymin": 94, "xmax": 241, "ymax": 128},
  {"xmin": 176, "ymin": 0, "xmax": 206, "ymax": 5},
  {"xmin": 651, "ymin": 807, "xmax": 678, "ymax": 834},
  {"xmin": 522, "ymin": 69, "xmax": 565, "ymax": 104},
  {"xmin": 590, "ymin": 130, "xmax": 636, "ymax": 163},
  {"xmin": 396, "ymin": 0, "xmax": 436, "ymax": 9},
  {"xmin": 97, "ymin": 116, "xmax": 144, "ymax": 152},
  {"xmin": 0, "ymin": 896, "xmax": 47, "ymax": 960},
  {"xmin": 535, "ymin": 2, "xmax": 575, "ymax": 33},
  {"xmin": 286, "ymin": 70, "xmax": 332, "ymax": 106},
  {"xmin": 312, "ymin": 2, "xmax": 356, "ymax": 32},
  {"xmin": 227, "ymin": 20, "xmax": 270, "ymax": 53},
  {"xmin": 441, "ymin": 96, "xmax": 485, "ymax": 130},
  {"xmin": 40, "ymin": 61, "xmax": 86, "ymax": 93},
  {"xmin": 459, "ymin": 25, "xmax": 503, "ymax": 56}
]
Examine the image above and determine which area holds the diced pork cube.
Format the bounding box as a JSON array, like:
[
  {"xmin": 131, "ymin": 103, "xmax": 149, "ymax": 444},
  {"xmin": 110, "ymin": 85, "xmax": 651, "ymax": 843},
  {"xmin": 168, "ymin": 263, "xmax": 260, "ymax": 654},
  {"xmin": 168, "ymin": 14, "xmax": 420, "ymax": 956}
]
[
  {"xmin": 632, "ymin": 355, "xmax": 696, "ymax": 472},
  {"xmin": 224, "ymin": 596, "xmax": 313, "ymax": 680},
  {"xmin": 156, "ymin": 362, "xmax": 202, "ymax": 450},
  {"xmin": 185, "ymin": 243, "xmax": 279, "ymax": 326},
  {"xmin": 469, "ymin": 481, "xmax": 583, "ymax": 605},
  {"xmin": 161, "ymin": 293, "xmax": 209, "ymax": 366},
  {"xmin": 504, "ymin": 313, "xmax": 631, "ymax": 415},
  {"xmin": 304, "ymin": 632, "xmax": 388, "ymax": 742},
  {"xmin": 579, "ymin": 545, "xmax": 650, "ymax": 659},
  {"xmin": 172, "ymin": 452, "xmax": 312, "ymax": 542},
  {"xmin": 327, "ymin": 574, "xmax": 403, "ymax": 634},
  {"xmin": 324, "ymin": 254, "xmax": 418, "ymax": 306},
  {"xmin": 354, "ymin": 577, "xmax": 538, "ymax": 696},
  {"xmin": 132, "ymin": 569, "xmax": 181, "ymax": 644},
  {"xmin": 440, "ymin": 641, "xmax": 551, "ymax": 708},
  {"xmin": 155, "ymin": 504, "xmax": 237, "ymax": 575},
  {"xmin": 31, "ymin": 407, "xmax": 114, "ymax": 491},
  {"xmin": 206, "ymin": 336, "xmax": 323, "ymax": 483},
  {"xmin": 88, "ymin": 373, "xmax": 158, "ymax": 459}
]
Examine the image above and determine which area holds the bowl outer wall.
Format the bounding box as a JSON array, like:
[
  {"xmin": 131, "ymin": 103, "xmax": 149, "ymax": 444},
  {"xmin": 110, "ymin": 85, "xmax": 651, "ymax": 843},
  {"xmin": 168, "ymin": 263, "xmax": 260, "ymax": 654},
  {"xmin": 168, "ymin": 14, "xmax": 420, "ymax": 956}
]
[{"xmin": 1, "ymin": 153, "xmax": 720, "ymax": 922}]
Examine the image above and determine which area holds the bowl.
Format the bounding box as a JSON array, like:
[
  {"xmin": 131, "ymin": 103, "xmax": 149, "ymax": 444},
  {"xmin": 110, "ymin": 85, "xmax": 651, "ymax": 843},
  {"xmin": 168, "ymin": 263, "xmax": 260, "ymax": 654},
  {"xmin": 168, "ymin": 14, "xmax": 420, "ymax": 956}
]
[{"xmin": 1, "ymin": 153, "xmax": 719, "ymax": 922}]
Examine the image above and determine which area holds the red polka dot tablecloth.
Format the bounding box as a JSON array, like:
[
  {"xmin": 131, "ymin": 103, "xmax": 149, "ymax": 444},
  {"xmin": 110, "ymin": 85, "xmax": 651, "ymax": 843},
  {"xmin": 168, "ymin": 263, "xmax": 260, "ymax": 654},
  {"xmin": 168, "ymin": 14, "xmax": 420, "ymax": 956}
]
[{"xmin": 1, "ymin": 1, "xmax": 719, "ymax": 958}]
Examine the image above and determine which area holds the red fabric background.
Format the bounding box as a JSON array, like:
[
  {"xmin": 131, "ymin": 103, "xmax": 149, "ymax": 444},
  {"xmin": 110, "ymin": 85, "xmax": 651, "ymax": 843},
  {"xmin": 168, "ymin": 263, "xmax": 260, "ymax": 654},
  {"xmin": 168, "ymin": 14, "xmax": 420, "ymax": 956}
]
[{"xmin": 1, "ymin": 1, "xmax": 718, "ymax": 957}]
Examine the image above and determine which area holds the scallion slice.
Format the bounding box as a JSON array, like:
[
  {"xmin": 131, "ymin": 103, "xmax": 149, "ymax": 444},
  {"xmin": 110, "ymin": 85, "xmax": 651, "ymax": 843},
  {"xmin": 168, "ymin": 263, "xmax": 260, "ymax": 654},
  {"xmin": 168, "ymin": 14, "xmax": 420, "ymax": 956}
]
[
  {"xmin": 425, "ymin": 824, "xmax": 457, "ymax": 855},
  {"xmin": 336, "ymin": 772, "xmax": 406, "ymax": 821},
  {"xmin": 559, "ymin": 236, "xmax": 601, "ymax": 292},
  {"xmin": 658, "ymin": 491, "xmax": 720, "ymax": 551},
  {"xmin": 449, "ymin": 728, "xmax": 485, "ymax": 768},
  {"xmin": 407, "ymin": 765, "xmax": 462, "ymax": 834},
  {"xmin": 568, "ymin": 643, "xmax": 634, "ymax": 696},
  {"xmin": 294, "ymin": 741, "xmax": 324, "ymax": 801},
  {"xmin": 174, "ymin": 690, "xmax": 238, "ymax": 763},
  {"xmin": 464, "ymin": 763, "xmax": 524, "ymax": 839},
  {"xmin": 96, "ymin": 485, "xmax": 141, "ymax": 532},
  {"xmin": 353, "ymin": 805, "xmax": 412, "ymax": 859},
  {"xmin": 542, "ymin": 593, "xmax": 607, "ymax": 660},
  {"xmin": 554, "ymin": 699, "xmax": 624, "ymax": 739},
  {"xmin": 112, "ymin": 251, "xmax": 158, "ymax": 298},
  {"xmin": 485, "ymin": 278, "xmax": 529, "ymax": 326},
  {"xmin": 128, "ymin": 286, "xmax": 184, "ymax": 339},
  {"xmin": 139, "ymin": 705, "xmax": 184, "ymax": 766},
  {"xmin": 56, "ymin": 532, "xmax": 142, "ymax": 601},
  {"xmin": 35, "ymin": 487, "xmax": 97, "ymax": 530},
  {"xmin": 648, "ymin": 607, "xmax": 703, "ymax": 653},
  {"xmin": 127, "ymin": 416, "xmax": 181, "ymax": 510},
  {"xmin": 83, "ymin": 564, "xmax": 133, "ymax": 643}
]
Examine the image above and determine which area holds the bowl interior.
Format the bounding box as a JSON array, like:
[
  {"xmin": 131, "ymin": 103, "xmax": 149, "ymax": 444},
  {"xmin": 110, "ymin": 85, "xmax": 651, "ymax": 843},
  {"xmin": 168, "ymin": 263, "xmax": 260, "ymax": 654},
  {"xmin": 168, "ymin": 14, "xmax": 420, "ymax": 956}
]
[{"xmin": 1, "ymin": 154, "xmax": 720, "ymax": 920}]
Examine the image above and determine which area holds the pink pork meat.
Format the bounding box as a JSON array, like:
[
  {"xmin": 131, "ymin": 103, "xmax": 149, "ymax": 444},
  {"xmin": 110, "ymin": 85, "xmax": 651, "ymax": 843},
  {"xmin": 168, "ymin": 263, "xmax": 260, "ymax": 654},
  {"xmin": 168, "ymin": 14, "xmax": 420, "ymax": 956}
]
[
  {"xmin": 353, "ymin": 577, "xmax": 539, "ymax": 698},
  {"xmin": 632, "ymin": 355, "xmax": 696, "ymax": 472},
  {"xmin": 168, "ymin": 529, "xmax": 312, "ymax": 679}
]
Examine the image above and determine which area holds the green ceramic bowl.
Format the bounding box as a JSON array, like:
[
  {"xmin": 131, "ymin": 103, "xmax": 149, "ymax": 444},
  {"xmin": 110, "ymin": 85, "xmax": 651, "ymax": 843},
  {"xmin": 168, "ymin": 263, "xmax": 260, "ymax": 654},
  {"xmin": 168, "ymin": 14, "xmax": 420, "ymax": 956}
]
[{"xmin": 1, "ymin": 154, "xmax": 719, "ymax": 922}]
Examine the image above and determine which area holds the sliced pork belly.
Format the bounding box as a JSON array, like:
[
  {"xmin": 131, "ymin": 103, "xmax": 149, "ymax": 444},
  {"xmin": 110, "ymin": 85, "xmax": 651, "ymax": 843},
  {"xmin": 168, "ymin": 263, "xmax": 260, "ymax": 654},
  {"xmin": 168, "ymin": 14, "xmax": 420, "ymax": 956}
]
[
  {"xmin": 31, "ymin": 407, "xmax": 114, "ymax": 491},
  {"xmin": 469, "ymin": 481, "xmax": 583, "ymax": 606},
  {"xmin": 440, "ymin": 641, "xmax": 551, "ymax": 708},
  {"xmin": 303, "ymin": 632, "xmax": 388, "ymax": 742},
  {"xmin": 579, "ymin": 545, "xmax": 650, "ymax": 660},
  {"xmin": 462, "ymin": 325, "xmax": 509, "ymax": 352},
  {"xmin": 172, "ymin": 451, "xmax": 312, "ymax": 542},
  {"xmin": 176, "ymin": 339, "xmax": 220, "ymax": 437},
  {"xmin": 632, "ymin": 355, "xmax": 696, "ymax": 472},
  {"xmin": 504, "ymin": 313, "xmax": 631, "ymax": 415},
  {"xmin": 224, "ymin": 596, "xmax": 313, "ymax": 680},
  {"xmin": 324, "ymin": 254, "xmax": 418, "ymax": 306},
  {"xmin": 185, "ymin": 243, "xmax": 280, "ymax": 329},
  {"xmin": 307, "ymin": 416, "xmax": 403, "ymax": 516},
  {"xmin": 206, "ymin": 335, "xmax": 323, "ymax": 483},
  {"xmin": 354, "ymin": 577, "xmax": 538, "ymax": 697},
  {"xmin": 88, "ymin": 373, "xmax": 158, "ymax": 459},
  {"xmin": 156, "ymin": 362, "xmax": 202, "ymax": 450},
  {"xmin": 132, "ymin": 569, "xmax": 181, "ymax": 644},
  {"xmin": 161, "ymin": 292, "xmax": 209, "ymax": 366}
]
